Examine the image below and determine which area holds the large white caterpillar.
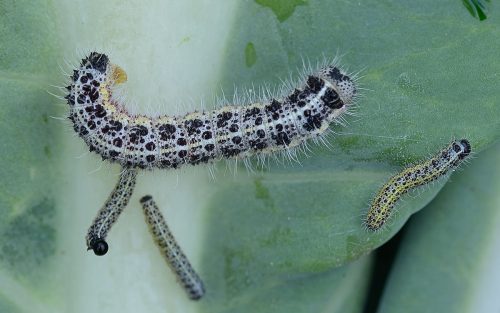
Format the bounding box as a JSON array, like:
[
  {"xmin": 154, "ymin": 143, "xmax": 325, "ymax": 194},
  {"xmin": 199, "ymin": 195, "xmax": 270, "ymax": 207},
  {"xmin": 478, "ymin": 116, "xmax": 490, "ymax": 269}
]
[{"xmin": 65, "ymin": 52, "xmax": 357, "ymax": 169}]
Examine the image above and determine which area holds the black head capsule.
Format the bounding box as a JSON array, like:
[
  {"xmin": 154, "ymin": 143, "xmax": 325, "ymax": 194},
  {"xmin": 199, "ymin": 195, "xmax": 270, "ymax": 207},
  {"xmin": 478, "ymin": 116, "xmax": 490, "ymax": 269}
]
[
  {"xmin": 459, "ymin": 139, "xmax": 472, "ymax": 159},
  {"xmin": 140, "ymin": 195, "xmax": 153, "ymax": 203},
  {"xmin": 323, "ymin": 66, "xmax": 356, "ymax": 105},
  {"xmin": 90, "ymin": 239, "xmax": 109, "ymax": 256},
  {"xmin": 328, "ymin": 67, "xmax": 348, "ymax": 81},
  {"xmin": 86, "ymin": 52, "xmax": 109, "ymax": 73}
]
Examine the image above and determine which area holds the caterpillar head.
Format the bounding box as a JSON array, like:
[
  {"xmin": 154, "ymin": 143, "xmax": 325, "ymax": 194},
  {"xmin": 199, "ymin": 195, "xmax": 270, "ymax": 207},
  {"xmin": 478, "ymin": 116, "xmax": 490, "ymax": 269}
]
[
  {"xmin": 86, "ymin": 52, "xmax": 109, "ymax": 74},
  {"xmin": 70, "ymin": 52, "xmax": 126, "ymax": 89},
  {"xmin": 83, "ymin": 52, "xmax": 127, "ymax": 85},
  {"xmin": 65, "ymin": 52, "xmax": 127, "ymax": 108},
  {"xmin": 454, "ymin": 139, "xmax": 472, "ymax": 159},
  {"xmin": 322, "ymin": 66, "xmax": 356, "ymax": 105}
]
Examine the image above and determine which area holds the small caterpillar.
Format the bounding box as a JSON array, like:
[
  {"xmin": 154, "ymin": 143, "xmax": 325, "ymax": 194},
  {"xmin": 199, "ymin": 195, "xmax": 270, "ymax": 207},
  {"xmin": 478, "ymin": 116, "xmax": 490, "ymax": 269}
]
[
  {"xmin": 365, "ymin": 139, "xmax": 472, "ymax": 231},
  {"xmin": 140, "ymin": 195, "xmax": 205, "ymax": 300},
  {"xmin": 86, "ymin": 168, "xmax": 137, "ymax": 255},
  {"xmin": 65, "ymin": 52, "xmax": 357, "ymax": 169}
]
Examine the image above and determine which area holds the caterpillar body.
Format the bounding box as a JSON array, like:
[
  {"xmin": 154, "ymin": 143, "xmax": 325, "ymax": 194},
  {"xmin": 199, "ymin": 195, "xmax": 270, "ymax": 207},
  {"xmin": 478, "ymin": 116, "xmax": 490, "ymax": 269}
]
[
  {"xmin": 86, "ymin": 168, "xmax": 138, "ymax": 255},
  {"xmin": 65, "ymin": 52, "xmax": 357, "ymax": 169},
  {"xmin": 365, "ymin": 139, "xmax": 472, "ymax": 231},
  {"xmin": 140, "ymin": 195, "xmax": 205, "ymax": 300}
]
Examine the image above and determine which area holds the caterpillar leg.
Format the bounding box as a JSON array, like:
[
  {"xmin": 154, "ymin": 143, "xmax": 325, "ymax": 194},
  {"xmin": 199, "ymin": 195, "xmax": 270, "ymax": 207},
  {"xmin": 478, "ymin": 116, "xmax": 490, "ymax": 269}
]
[
  {"xmin": 86, "ymin": 168, "xmax": 138, "ymax": 255},
  {"xmin": 140, "ymin": 195, "xmax": 205, "ymax": 300}
]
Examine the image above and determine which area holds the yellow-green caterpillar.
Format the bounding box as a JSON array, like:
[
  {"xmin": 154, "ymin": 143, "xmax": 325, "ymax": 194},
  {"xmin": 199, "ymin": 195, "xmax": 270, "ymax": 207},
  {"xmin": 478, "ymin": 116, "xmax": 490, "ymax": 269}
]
[{"xmin": 365, "ymin": 139, "xmax": 471, "ymax": 231}]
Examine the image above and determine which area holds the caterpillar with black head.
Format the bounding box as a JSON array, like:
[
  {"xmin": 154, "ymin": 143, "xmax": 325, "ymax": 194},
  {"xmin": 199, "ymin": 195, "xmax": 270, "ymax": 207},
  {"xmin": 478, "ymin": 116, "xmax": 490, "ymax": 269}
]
[
  {"xmin": 86, "ymin": 168, "xmax": 137, "ymax": 255},
  {"xmin": 365, "ymin": 139, "xmax": 472, "ymax": 231},
  {"xmin": 65, "ymin": 52, "xmax": 357, "ymax": 169}
]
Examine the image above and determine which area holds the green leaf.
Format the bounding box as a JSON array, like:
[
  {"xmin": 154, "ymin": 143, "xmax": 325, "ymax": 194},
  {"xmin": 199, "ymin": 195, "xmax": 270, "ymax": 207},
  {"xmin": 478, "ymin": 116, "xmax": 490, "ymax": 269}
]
[
  {"xmin": 203, "ymin": 256, "xmax": 373, "ymax": 312},
  {"xmin": 1, "ymin": 0, "xmax": 499, "ymax": 312},
  {"xmin": 0, "ymin": 0, "xmax": 62, "ymax": 289},
  {"xmin": 203, "ymin": 0, "xmax": 500, "ymax": 303},
  {"xmin": 462, "ymin": 0, "xmax": 491, "ymax": 21}
]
